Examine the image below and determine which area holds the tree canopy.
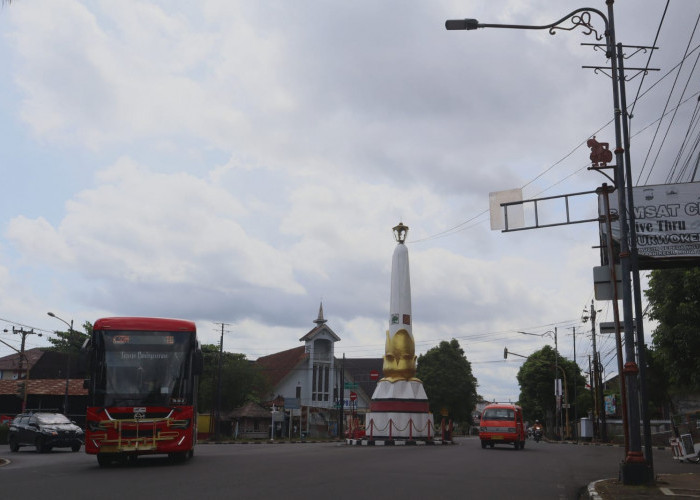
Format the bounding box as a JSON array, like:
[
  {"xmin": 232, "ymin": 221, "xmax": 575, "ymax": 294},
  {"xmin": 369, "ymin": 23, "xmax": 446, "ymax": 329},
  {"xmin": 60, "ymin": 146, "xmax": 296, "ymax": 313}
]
[
  {"xmin": 516, "ymin": 345, "xmax": 590, "ymax": 425},
  {"xmin": 645, "ymin": 267, "xmax": 700, "ymax": 390},
  {"xmin": 197, "ymin": 344, "xmax": 269, "ymax": 413},
  {"xmin": 416, "ymin": 339, "xmax": 478, "ymax": 423},
  {"xmin": 46, "ymin": 321, "xmax": 91, "ymax": 354}
]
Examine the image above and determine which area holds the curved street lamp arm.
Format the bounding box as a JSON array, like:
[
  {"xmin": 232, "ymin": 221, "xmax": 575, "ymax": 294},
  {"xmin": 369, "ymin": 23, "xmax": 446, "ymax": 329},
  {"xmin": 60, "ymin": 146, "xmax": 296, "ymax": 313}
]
[
  {"xmin": 47, "ymin": 312, "xmax": 74, "ymax": 332},
  {"xmin": 447, "ymin": 8, "xmax": 610, "ymax": 48}
]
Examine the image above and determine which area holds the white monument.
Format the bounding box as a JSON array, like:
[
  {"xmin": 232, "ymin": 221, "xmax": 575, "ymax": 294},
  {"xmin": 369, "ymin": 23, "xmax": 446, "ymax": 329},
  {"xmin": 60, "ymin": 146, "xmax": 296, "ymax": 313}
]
[{"xmin": 366, "ymin": 222, "xmax": 433, "ymax": 440}]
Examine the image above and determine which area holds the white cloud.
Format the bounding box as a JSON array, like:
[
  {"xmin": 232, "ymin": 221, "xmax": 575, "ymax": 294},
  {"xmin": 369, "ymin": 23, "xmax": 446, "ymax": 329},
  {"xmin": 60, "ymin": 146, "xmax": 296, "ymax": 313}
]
[
  {"xmin": 8, "ymin": 158, "xmax": 305, "ymax": 298},
  {"xmin": 0, "ymin": 0, "xmax": 693, "ymax": 402}
]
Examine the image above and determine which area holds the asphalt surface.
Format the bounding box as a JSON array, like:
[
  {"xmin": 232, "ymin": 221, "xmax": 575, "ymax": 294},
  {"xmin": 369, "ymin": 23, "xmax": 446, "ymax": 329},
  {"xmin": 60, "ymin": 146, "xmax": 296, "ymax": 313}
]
[{"xmin": 1, "ymin": 437, "xmax": 698, "ymax": 500}]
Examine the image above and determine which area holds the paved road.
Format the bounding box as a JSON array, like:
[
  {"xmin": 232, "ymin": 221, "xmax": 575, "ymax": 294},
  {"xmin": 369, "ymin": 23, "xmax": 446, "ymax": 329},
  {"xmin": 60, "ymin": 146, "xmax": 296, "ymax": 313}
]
[{"xmin": 1, "ymin": 437, "xmax": 695, "ymax": 500}]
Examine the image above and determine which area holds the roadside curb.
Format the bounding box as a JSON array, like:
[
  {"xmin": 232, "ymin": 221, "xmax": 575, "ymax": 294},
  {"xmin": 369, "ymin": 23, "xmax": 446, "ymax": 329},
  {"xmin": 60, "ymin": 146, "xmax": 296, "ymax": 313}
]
[
  {"xmin": 202, "ymin": 439, "xmax": 340, "ymax": 445},
  {"xmin": 545, "ymin": 439, "xmax": 670, "ymax": 450},
  {"xmin": 586, "ymin": 479, "xmax": 610, "ymax": 500},
  {"xmin": 345, "ymin": 438, "xmax": 449, "ymax": 446}
]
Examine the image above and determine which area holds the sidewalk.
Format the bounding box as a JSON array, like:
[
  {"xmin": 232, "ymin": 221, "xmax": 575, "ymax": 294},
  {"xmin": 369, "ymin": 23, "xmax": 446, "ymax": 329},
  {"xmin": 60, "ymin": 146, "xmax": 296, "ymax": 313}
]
[{"xmin": 586, "ymin": 473, "xmax": 700, "ymax": 499}]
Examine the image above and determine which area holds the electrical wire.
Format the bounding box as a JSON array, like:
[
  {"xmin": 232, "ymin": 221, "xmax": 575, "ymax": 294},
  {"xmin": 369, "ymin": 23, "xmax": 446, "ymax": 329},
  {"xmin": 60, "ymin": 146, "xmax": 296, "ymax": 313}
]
[
  {"xmin": 668, "ymin": 95, "xmax": 700, "ymax": 182},
  {"xmin": 628, "ymin": 0, "xmax": 670, "ymax": 121},
  {"xmin": 638, "ymin": 11, "xmax": 700, "ymax": 184},
  {"xmin": 663, "ymin": 48, "xmax": 700, "ymax": 183}
]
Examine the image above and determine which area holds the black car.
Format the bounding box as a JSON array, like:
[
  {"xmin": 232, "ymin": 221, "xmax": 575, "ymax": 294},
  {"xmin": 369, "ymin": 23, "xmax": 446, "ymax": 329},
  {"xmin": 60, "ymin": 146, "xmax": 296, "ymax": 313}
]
[{"xmin": 8, "ymin": 412, "xmax": 84, "ymax": 453}]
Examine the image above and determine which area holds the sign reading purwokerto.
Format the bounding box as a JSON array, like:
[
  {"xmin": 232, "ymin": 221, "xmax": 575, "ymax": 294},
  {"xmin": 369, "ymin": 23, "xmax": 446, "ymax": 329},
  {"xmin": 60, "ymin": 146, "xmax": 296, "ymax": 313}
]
[{"xmin": 601, "ymin": 182, "xmax": 700, "ymax": 268}]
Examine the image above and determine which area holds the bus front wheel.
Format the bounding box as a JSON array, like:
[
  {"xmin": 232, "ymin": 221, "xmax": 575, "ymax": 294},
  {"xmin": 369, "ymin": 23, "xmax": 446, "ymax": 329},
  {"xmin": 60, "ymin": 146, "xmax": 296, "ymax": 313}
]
[
  {"xmin": 97, "ymin": 454, "xmax": 114, "ymax": 467},
  {"xmin": 169, "ymin": 451, "xmax": 188, "ymax": 464}
]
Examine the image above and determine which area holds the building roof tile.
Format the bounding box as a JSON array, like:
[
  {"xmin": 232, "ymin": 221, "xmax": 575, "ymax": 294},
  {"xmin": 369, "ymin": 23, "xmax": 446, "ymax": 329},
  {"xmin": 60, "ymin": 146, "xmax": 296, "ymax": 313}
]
[
  {"xmin": 226, "ymin": 401, "xmax": 271, "ymax": 419},
  {"xmin": 0, "ymin": 348, "xmax": 45, "ymax": 371},
  {"xmin": 256, "ymin": 346, "xmax": 306, "ymax": 388},
  {"xmin": 0, "ymin": 378, "xmax": 87, "ymax": 396}
]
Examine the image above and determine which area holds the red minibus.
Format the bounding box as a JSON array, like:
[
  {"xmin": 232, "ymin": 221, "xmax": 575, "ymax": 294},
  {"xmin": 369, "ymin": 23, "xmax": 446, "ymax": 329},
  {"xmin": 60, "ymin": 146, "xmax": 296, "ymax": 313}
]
[{"xmin": 479, "ymin": 403, "xmax": 526, "ymax": 450}]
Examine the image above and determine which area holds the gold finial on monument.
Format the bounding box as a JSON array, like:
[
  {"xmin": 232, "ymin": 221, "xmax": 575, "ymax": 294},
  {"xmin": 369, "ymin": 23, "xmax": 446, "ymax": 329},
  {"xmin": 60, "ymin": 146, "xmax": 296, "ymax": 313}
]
[{"xmin": 392, "ymin": 222, "xmax": 408, "ymax": 244}]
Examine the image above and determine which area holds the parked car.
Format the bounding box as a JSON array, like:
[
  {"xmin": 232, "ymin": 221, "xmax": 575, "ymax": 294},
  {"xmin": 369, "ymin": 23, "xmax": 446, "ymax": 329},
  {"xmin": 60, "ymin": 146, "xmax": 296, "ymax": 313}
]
[{"xmin": 8, "ymin": 412, "xmax": 84, "ymax": 453}]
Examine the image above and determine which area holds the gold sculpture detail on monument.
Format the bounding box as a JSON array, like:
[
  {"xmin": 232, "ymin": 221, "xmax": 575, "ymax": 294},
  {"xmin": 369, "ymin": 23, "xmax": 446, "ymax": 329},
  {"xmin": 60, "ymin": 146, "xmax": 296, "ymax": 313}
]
[{"xmin": 382, "ymin": 329, "xmax": 420, "ymax": 382}]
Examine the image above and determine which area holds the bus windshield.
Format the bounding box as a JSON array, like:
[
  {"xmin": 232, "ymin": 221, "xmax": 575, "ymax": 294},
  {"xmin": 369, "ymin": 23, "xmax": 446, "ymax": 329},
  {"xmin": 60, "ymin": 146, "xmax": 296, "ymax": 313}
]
[
  {"xmin": 96, "ymin": 330, "xmax": 194, "ymax": 407},
  {"xmin": 482, "ymin": 408, "xmax": 515, "ymax": 421}
]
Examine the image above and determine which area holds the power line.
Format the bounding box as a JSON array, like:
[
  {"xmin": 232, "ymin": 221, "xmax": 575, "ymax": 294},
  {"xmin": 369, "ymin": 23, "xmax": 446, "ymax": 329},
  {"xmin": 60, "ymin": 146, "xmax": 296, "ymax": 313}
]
[
  {"xmin": 0, "ymin": 316, "xmax": 53, "ymax": 335},
  {"xmin": 628, "ymin": 0, "xmax": 670, "ymax": 120},
  {"xmin": 638, "ymin": 11, "xmax": 700, "ymax": 184}
]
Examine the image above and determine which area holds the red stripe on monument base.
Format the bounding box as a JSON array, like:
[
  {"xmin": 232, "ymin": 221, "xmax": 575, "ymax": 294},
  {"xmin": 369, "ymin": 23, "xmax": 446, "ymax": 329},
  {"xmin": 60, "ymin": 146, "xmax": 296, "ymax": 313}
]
[{"xmin": 370, "ymin": 400, "xmax": 430, "ymax": 412}]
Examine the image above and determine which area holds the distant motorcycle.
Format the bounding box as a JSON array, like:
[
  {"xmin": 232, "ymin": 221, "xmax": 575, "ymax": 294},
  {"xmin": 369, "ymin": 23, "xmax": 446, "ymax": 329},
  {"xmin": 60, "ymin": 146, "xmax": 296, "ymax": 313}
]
[{"xmin": 533, "ymin": 428, "xmax": 543, "ymax": 443}]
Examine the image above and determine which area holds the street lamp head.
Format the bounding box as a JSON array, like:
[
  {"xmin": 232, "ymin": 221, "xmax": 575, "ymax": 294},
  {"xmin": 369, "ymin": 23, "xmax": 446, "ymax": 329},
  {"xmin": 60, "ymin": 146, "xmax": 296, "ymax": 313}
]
[
  {"xmin": 47, "ymin": 312, "xmax": 56, "ymax": 318},
  {"xmin": 445, "ymin": 19, "xmax": 480, "ymax": 31}
]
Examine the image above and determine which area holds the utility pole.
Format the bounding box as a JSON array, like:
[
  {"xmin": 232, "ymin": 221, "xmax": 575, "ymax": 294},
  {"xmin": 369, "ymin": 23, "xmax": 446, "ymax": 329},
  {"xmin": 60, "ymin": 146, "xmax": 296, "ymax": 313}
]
[
  {"xmin": 339, "ymin": 353, "xmax": 345, "ymax": 439},
  {"xmin": 12, "ymin": 327, "xmax": 42, "ymax": 410},
  {"xmin": 445, "ymin": 1, "xmax": 654, "ymax": 484},
  {"xmin": 588, "ymin": 354, "xmax": 597, "ymax": 436},
  {"xmin": 590, "ymin": 307, "xmax": 599, "ymax": 438},
  {"xmin": 596, "ymin": 349, "xmax": 607, "ymax": 442},
  {"xmin": 589, "ymin": 303, "xmax": 608, "ymax": 442},
  {"xmin": 584, "ymin": 301, "xmax": 607, "ymax": 442},
  {"xmin": 571, "ymin": 326, "xmax": 578, "ymax": 438},
  {"xmin": 211, "ymin": 322, "xmax": 230, "ymax": 441},
  {"xmin": 554, "ymin": 326, "xmax": 559, "ymax": 440}
]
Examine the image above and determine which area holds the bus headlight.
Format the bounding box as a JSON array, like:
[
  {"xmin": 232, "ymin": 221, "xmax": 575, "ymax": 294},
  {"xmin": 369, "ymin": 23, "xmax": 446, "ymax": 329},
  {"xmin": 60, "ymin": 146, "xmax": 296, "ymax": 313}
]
[{"xmin": 169, "ymin": 419, "xmax": 190, "ymax": 429}]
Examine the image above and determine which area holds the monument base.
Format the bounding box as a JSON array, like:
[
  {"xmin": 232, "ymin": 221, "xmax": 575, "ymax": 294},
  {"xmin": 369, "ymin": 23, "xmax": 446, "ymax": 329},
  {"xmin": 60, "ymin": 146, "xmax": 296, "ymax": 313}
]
[
  {"xmin": 619, "ymin": 461, "xmax": 654, "ymax": 485},
  {"xmin": 366, "ymin": 380, "xmax": 434, "ymax": 439}
]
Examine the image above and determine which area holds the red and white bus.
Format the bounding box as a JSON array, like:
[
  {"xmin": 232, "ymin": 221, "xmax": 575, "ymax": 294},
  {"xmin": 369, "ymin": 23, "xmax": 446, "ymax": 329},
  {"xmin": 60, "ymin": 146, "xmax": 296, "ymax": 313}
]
[{"xmin": 82, "ymin": 317, "xmax": 203, "ymax": 466}]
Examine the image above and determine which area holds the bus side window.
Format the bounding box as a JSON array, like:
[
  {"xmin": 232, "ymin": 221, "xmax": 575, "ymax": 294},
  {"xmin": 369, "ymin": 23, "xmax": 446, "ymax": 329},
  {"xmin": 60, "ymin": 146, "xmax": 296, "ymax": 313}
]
[{"xmin": 192, "ymin": 350, "xmax": 204, "ymax": 376}]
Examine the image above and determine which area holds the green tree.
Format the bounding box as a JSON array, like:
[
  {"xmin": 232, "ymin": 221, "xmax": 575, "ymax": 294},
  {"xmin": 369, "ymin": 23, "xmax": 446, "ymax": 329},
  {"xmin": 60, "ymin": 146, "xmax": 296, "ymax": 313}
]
[
  {"xmin": 641, "ymin": 345, "xmax": 671, "ymax": 418},
  {"xmin": 645, "ymin": 267, "xmax": 700, "ymax": 390},
  {"xmin": 46, "ymin": 321, "xmax": 92, "ymax": 354},
  {"xmin": 416, "ymin": 339, "xmax": 478, "ymax": 424},
  {"xmin": 516, "ymin": 345, "xmax": 589, "ymax": 425},
  {"xmin": 198, "ymin": 344, "xmax": 269, "ymax": 413}
]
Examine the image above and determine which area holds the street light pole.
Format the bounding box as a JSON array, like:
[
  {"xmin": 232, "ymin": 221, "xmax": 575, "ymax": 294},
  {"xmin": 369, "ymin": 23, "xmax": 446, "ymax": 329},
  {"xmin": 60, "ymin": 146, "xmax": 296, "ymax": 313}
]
[
  {"xmin": 554, "ymin": 327, "xmax": 559, "ymax": 439},
  {"xmin": 553, "ymin": 363, "xmax": 570, "ymax": 439},
  {"xmin": 47, "ymin": 312, "xmax": 74, "ymax": 416},
  {"xmin": 569, "ymin": 326, "xmax": 578, "ymax": 440},
  {"xmin": 446, "ymin": 2, "xmax": 651, "ymax": 484}
]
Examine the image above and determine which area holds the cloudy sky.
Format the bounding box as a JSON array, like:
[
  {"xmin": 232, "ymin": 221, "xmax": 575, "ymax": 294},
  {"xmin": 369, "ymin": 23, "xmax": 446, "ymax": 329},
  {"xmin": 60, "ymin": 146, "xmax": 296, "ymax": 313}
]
[{"xmin": 0, "ymin": 0, "xmax": 697, "ymax": 402}]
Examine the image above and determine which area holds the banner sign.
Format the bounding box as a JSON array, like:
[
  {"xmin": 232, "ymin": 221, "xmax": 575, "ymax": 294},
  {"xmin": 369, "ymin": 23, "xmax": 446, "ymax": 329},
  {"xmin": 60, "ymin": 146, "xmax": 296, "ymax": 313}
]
[
  {"xmin": 601, "ymin": 182, "xmax": 700, "ymax": 268},
  {"xmin": 605, "ymin": 395, "xmax": 616, "ymax": 416}
]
